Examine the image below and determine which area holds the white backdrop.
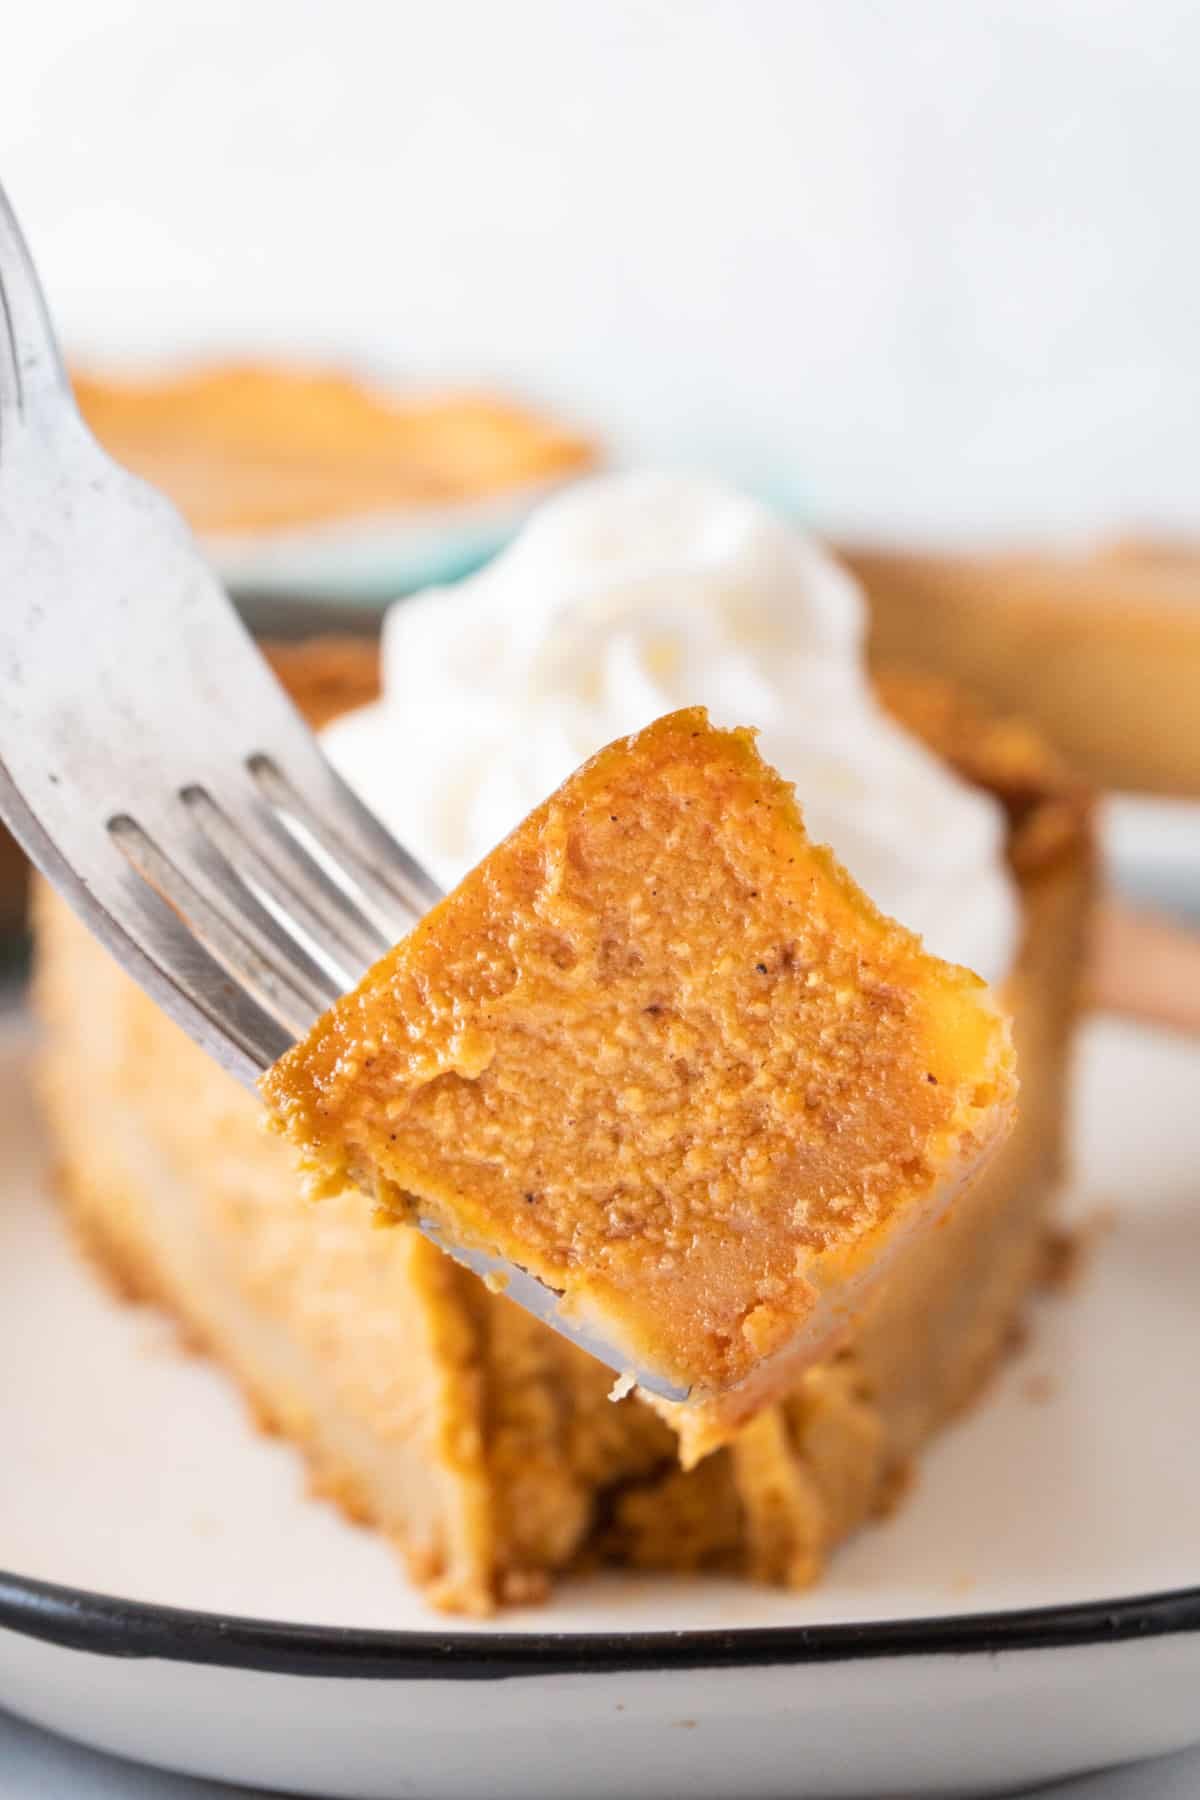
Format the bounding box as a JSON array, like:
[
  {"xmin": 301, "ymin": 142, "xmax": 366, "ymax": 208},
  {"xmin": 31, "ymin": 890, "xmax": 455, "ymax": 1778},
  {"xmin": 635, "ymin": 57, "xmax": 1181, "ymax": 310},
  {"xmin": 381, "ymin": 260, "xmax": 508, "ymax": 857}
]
[{"xmin": 4, "ymin": 0, "xmax": 1198, "ymax": 539}]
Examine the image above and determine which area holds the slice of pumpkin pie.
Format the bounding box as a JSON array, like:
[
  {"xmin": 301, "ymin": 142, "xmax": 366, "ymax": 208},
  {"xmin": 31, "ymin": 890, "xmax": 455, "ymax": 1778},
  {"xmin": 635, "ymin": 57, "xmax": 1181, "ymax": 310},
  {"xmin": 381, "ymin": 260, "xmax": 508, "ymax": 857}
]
[{"xmin": 263, "ymin": 708, "xmax": 1017, "ymax": 1460}]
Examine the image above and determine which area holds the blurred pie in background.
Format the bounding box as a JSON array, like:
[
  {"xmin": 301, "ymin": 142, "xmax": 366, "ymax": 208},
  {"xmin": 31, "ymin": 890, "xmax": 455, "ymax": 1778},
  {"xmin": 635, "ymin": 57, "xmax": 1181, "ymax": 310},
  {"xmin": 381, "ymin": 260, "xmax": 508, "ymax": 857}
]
[
  {"xmin": 847, "ymin": 538, "xmax": 1200, "ymax": 797},
  {"xmin": 72, "ymin": 361, "xmax": 598, "ymax": 535}
]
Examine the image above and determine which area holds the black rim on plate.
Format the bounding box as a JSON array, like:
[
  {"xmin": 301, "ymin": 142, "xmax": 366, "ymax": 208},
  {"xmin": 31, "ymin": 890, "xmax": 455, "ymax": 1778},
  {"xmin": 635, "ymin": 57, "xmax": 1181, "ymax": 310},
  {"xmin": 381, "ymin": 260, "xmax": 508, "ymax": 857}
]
[{"xmin": 1, "ymin": 1570, "xmax": 1197, "ymax": 1680}]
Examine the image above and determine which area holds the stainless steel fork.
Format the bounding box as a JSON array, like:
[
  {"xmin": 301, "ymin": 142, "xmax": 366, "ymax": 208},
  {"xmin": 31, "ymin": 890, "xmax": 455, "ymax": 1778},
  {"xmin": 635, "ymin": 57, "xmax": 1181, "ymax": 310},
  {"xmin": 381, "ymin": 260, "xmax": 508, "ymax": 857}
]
[
  {"xmin": 0, "ymin": 188, "xmax": 440, "ymax": 1084},
  {"xmin": 0, "ymin": 182, "xmax": 685, "ymax": 1400}
]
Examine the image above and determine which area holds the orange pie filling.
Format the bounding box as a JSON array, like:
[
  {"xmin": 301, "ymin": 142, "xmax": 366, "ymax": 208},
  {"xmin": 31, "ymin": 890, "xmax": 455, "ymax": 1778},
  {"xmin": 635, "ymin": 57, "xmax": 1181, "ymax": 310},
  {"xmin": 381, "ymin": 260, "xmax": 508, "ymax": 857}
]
[{"xmin": 263, "ymin": 708, "xmax": 1017, "ymax": 1462}]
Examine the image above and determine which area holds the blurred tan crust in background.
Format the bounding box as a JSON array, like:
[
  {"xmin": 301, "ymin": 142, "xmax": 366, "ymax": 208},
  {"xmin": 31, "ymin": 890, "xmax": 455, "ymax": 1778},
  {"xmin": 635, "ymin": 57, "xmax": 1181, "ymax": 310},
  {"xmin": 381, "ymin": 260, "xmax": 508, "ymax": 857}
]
[
  {"xmin": 846, "ymin": 540, "xmax": 1200, "ymax": 797},
  {"xmin": 73, "ymin": 362, "xmax": 598, "ymax": 533}
]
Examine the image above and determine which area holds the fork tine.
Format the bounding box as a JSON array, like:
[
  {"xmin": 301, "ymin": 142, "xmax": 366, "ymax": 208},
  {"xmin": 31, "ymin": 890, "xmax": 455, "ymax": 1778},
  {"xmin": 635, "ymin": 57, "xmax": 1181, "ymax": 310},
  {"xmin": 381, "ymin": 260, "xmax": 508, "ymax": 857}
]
[
  {"xmin": 109, "ymin": 815, "xmax": 324, "ymax": 1042},
  {"xmin": 183, "ymin": 784, "xmax": 392, "ymax": 980},
  {"xmin": 250, "ymin": 755, "xmax": 442, "ymax": 937},
  {"xmin": 0, "ymin": 183, "xmax": 67, "ymax": 417},
  {"xmin": 123, "ymin": 893, "xmax": 297, "ymax": 1079},
  {"xmin": 165, "ymin": 806, "xmax": 350, "ymax": 1016},
  {"xmin": 0, "ymin": 756, "xmax": 290, "ymax": 1083}
]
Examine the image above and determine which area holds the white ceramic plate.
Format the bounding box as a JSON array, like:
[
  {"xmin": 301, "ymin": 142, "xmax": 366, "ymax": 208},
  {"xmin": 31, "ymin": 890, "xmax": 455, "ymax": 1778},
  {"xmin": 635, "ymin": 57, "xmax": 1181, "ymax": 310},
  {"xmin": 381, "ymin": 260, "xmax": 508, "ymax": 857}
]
[{"xmin": 1, "ymin": 1003, "xmax": 1198, "ymax": 1800}]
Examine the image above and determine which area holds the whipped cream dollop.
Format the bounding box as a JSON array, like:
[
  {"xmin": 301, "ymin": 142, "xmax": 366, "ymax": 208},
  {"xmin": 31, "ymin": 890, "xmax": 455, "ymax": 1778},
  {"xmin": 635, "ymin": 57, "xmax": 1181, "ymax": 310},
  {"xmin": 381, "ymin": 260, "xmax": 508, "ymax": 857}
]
[{"xmin": 324, "ymin": 473, "xmax": 1019, "ymax": 985}]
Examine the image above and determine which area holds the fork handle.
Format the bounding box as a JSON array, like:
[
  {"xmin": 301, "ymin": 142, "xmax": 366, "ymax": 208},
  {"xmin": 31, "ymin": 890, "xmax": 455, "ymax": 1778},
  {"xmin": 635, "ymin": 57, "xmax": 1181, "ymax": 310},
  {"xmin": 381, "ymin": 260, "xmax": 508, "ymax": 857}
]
[{"xmin": 0, "ymin": 181, "xmax": 68, "ymax": 412}]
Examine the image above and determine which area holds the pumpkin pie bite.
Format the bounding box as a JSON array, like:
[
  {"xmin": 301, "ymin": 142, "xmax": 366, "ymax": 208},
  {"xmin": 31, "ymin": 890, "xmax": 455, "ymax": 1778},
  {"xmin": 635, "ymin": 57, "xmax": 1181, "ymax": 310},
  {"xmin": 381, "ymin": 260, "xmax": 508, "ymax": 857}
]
[{"xmin": 263, "ymin": 708, "xmax": 1017, "ymax": 1458}]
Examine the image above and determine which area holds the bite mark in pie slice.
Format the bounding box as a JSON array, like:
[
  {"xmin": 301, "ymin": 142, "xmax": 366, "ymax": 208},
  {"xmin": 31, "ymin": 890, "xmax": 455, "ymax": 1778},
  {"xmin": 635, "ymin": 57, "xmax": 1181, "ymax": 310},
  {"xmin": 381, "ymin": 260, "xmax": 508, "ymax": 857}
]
[{"xmin": 262, "ymin": 709, "xmax": 1017, "ymax": 1461}]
